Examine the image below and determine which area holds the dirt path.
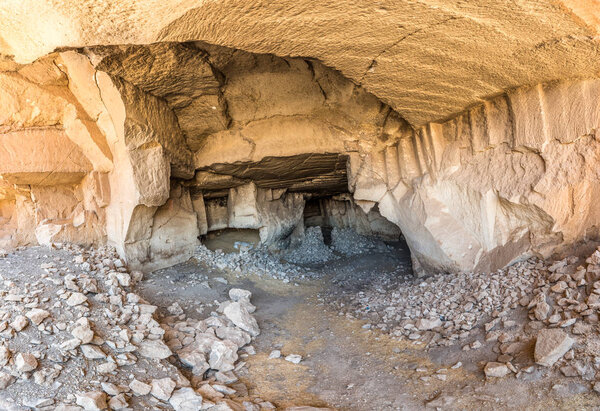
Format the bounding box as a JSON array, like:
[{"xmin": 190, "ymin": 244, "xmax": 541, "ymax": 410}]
[{"xmin": 138, "ymin": 252, "xmax": 600, "ymax": 410}]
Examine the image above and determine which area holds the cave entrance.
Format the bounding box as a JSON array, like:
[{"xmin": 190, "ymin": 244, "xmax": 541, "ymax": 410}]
[{"xmin": 191, "ymin": 152, "xmax": 412, "ymax": 276}]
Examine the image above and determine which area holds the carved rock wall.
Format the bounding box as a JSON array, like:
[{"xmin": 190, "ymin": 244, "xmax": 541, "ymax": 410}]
[{"xmin": 1, "ymin": 42, "xmax": 600, "ymax": 276}]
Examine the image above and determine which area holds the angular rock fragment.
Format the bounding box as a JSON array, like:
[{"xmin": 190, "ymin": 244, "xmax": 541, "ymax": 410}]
[
  {"xmin": 15, "ymin": 352, "xmax": 38, "ymax": 372},
  {"xmin": 534, "ymin": 329, "xmax": 574, "ymax": 367},
  {"xmin": 223, "ymin": 302, "xmax": 260, "ymax": 337},
  {"xmin": 151, "ymin": 377, "xmax": 176, "ymax": 401},
  {"xmin": 416, "ymin": 317, "xmax": 442, "ymax": 331},
  {"xmin": 169, "ymin": 387, "xmax": 203, "ymax": 410},
  {"xmin": 137, "ymin": 339, "xmax": 172, "ymax": 359},
  {"xmin": 10, "ymin": 315, "xmax": 28, "ymax": 331},
  {"xmin": 129, "ymin": 379, "xmax": 152, "ymax": 396},
  {"xmin": 484, "ymin": 362, "xmax": 510, "ymax": 378},
  {"xmin": 76, "ymin": 391, "xmax": 107, "ymax": 410},
  {"xmin": 67, "ymin": 292, "xmax": 88, "ymax": 306},
  {"xmin": 26, "ymin": 308, "xmax": 50, "ymax": 325},
  {"xmin": 108, "ymin": 394, "xmax": 128, "ymax": 410}
]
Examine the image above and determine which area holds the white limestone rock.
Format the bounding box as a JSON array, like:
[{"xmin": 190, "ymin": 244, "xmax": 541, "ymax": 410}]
[
  {"xmin": 15, "ymin": 352, "xmax": 38, "ymax": 372},
  {"xmin": 26, "ymin": 308, "xmax": 50, "ymax": 325},
  {"xmin": 484, "ymin": 362, "xmax": 510, "ymax": 378},
  {"xmin": 137, "ymin": 339, "xmax": 172, "ymax": 359},
  {"xmin": 223, "ymin": 302, "xmax": 260, "ymax": 337},
  {"xmin": 129, "ymin": 379, "xmax": 152, "ymax": 396},
  {"xmin": 76, "ymin": 391, "xmax": 108, "ymax": 410},
  {"xmin": 151, "ymin": 377, "xmax": 176, "ymax": 401},
  {"xmin": 169, "ymin": 387, "xmax": 203, "ymax": 411},
  {"xmin": 535, "ymin": 329, "xmax": 574, "ymax": 367}
]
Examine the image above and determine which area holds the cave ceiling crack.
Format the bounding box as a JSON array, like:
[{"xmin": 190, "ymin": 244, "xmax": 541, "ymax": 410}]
[{"xmin": 358, "ymin": 16, "xmax": 461, "ymax": 86}]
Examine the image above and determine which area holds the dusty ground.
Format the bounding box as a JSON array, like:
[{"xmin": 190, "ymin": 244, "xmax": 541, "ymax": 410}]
[
  {"xmin": 137, "ymin": 240, "xmax": 600, "ymax": 410},
  {"xmin": 0, "ymin": 240, "xmax": 599, "ymax": 409}
]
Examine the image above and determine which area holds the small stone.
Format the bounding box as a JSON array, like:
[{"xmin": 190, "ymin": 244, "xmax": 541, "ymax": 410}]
[
  {"xmin": 115, "ymin": 273, "xmax": 131, "ymax": 287},
  {"xmin": 285, "ymin": 354, "xmax": 302, "ymax": 364},
  {"xmin": 416, "ymin": 317, "xmax": 442, "ymax": 331},
  {"xmin": 484, "ymin": 362, "xmax": 510, "ymax": 378},
  {"xmin": 534, "ymin": 329, "xmax": 574, "ymax": 367},
  {"xmin": 15, "ymin": 352, "xmax": 38, "ymax": 372},
  {"xmin": 67, "ymin": 293, "xmax": 88, "ymax": 306},
  {"xmin": 151, "ymin": 377, "xmax": 176, "ymax": 401},
  {"xmin": 169, "ymin": 387, "xmax": 203, "ymax": 410},
  {"xmin": 76, "ymin": 391, "xmax": 107, "ymax": 410},
  {"xmin": 0, "ymin": 345, "xmax": 11, "ymax": 366},
  {"xmin": 229, "ymin": 288, "xmax": 252, "ymax": 301},
  {"xmin": 223, "ymin": 302, "xmax": 260, "ymax": 337},
  {"xmin": 26, "ymin": 309, "xmax": 50, "ymax": 325},
  {"xmin": 97, "ymin": 362, "xmax": 118, "ymax": 374},
  {"xmin": 61, "ymin": 338, "xmax": 82, "ymax": 350},
  {"xmin": 129, "ymin": 379, "xmax": 151, "ymax": 396},
  {"xmin": 10, "ymin": 315, "xmax": 28, "ymax": 331},
  {"xmin": 268, "ymin": 350, "xmax": 281, "ymax": 359},
  {"xmin": 0, "ymin": 372, "xmax": 14, "ymax": 389},
  {"xmin": 72, "ymin": 325, "xmax": 94, "ymax": 344},
  {"xmin": 100, "ymin": 382, "xmax": 122, "ymax": 396},
  {"xmin": 80, "ymin": 345, "xmax": 106, "ymax": 359},
  {"xmin": 137, "ymin": 339, "xmax": 172, "ymax": 359},
  {"xmin": 108, "ymin": 394, "xmax": 128, "ymax": 410}
]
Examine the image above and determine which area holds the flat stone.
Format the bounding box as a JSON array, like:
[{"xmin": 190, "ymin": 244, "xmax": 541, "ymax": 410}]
[
  {"xmin": 80, "ymin": 344, "xmax": 106, "ymax": 359},
  {"xmin": 129, "ymin": 379, "xmax": 151, "ymax": 396},
  {"xmin": 223, "ymin": 302, "xmax": 260, "ymax": 337},
  {"xmin": 76, "ymin": 391, "xmax": 107, "ymax": 410},
  {"xmin": 285, "ymin": 354, "xmax": 302, "ymax": 364},
  {"xmin": 15, "ymin": 352, "xmax": 38, "ymax": 372},
  {"xmin": 484, "ymin": 362, "xmax": 510, "ymax": 378},
  {"xmin": 534, "ymin": 329, "xmax": 574, "ymax": 367},
  {"xmin": 26, "ymin": 308, "xmax": 50, "ymax": 325},
  {"xmin": 137, "ymin": 339, "xmax": 172, "ymax": 359},
  {"xmin": 416, "ymin": 317, "xmax": 442, "ymax": 331},
  {"xmin": 67, "ymin": 292, "xmax": 88, "ymax": 306},
  {"xmin": 151, "ymin": 377, "xmax": 176, "ymax": 401},
  {"xmin": 169, "ymin": 387, "xmax": 203, "ymax": 411}
]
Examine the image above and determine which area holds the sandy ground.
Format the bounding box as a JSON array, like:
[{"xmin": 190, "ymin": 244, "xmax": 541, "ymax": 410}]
[
  {"xmin": 2, "ymin": 241, "xmax": 598, "ymax": 409},
  {"xmin": 130, "ymin": 240, "xmax": 600, "ymax": 411}
]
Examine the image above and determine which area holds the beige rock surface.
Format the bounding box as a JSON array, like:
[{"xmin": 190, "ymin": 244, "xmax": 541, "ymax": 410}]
[
  {"xmin": 1, "ymin": 1, "xmax": 600, "ymax": 127},
  {"xmin": 2, "ymin": 15, "xmax": 600, "ymax": 275}
]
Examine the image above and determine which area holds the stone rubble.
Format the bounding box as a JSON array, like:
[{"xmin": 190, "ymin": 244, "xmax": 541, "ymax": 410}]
[
  {"xmin": 0, "ymin": 245, "xmax": 279, "ymax": 410},
  {"xmin": 195, "ymin": 227, "xmax": 396, "ymax": 283},
  {"xmin": 327, "ymin": 243, "xmax": 600, "ymax": 395}
]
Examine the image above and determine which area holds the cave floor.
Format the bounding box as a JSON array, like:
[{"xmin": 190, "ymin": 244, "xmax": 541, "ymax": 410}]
[{"xmin": 138, "ymin": 250, "xmax": 600, "ymax": 410}]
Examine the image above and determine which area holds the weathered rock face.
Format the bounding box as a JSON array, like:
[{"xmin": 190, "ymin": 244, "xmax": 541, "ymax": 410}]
[{"xmin": 2, "ymin": 37, "xmax": 600, "ymax": 275}]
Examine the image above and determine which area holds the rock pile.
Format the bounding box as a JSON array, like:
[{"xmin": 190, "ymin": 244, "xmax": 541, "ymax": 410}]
[
  {"xmin": 330, "ymin": 228, "xmax": 391, "ymax": 256},
  {"xmin": 282, "ymin": 227, "xmax": 337, "ymax": 265},
  {"xmin": 330, "ymin": 257, "xmax": 543, "ymax": 345},
  {"xmin": 195, "ymin": 227, "xmax": 396, "ymax": 283},
  {"xmin": 0, "ymin": 245, "xmax": 274, "ymax": 410},
  {"xmin": 331, "ymin": 243, "xmax": 600, "ymax": 393},
  {"xmin": 195, "ymin": 244, "xmax": 310, "ymax": 283}
]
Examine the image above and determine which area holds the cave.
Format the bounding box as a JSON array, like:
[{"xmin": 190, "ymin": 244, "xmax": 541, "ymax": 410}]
[{"xmin": 2, "ymin": 2, "xmax": 600, "ymax": 409}]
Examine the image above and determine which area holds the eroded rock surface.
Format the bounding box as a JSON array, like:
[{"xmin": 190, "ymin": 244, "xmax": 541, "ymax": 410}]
[{"xmin": 1, "ymin": 33, "xmax": 600, "ymax": 275}]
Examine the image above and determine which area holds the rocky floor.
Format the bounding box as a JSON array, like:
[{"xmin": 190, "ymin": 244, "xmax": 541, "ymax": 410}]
[{"xmin": 2, "ymin": 230, "xmax": 600, "ymax": 409}]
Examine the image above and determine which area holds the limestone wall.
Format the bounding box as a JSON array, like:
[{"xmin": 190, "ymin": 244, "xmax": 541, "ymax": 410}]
[{"xmin": 2, "ymin": 42, "xmax": 600, "ymax": 276}]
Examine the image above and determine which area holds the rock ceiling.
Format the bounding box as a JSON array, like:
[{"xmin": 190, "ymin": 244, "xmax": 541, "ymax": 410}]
[{"xmin": 2, "ymin": 1, "xmax": 600, "ymax": 126}]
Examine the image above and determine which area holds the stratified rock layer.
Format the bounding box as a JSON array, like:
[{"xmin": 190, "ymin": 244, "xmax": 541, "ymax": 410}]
[{"xmin": 1, "ymin": 40, "xmax": 600, "ymax": 275}]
